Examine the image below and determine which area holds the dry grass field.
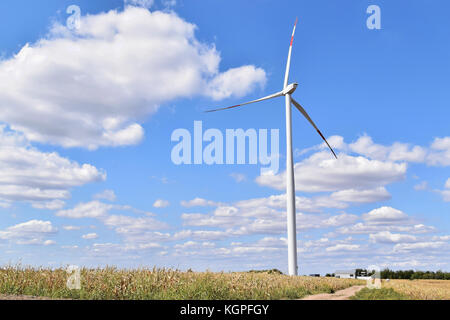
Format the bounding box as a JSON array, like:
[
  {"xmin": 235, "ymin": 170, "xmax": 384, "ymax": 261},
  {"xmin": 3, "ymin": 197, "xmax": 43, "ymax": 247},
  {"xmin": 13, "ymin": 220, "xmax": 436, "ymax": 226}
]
[
  {"xmin": 353, "ymin": 279, "xmax": 450, "ymax": 300},
  {"xmin": 0, "ymin": 266, "xmax": 363, "ymax": 300},
  {"xmin": 382, "ymin": 279, "xmax": 450, "ymax": 300}
]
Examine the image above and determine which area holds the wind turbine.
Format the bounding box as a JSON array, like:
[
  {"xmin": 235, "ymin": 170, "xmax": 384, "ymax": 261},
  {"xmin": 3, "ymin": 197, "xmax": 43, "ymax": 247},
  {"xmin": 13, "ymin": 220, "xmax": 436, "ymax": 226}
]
[{"xmin": 205, "ymin": 18, "xmax": 337, "ymax": 276}]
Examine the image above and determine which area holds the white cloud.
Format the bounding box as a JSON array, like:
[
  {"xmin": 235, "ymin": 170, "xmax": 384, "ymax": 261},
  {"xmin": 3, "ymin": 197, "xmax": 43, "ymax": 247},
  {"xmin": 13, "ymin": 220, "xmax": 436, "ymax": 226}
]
[
  {"xmin": 102, "ymin": 214, "xmax": 168, "ymax": 234},
  {"xmin": 58, "ymin": 200, "xmax": 169, "ymax": 248},
  {"xmin": 161, "ymin": 0, "xmax": 176, "ymax": 8},
  {"xmin": 336, "ymin": 222, "xmax": 435, "ymax": 236},
  {"xmin": 207, "ymin": 66, "xmax": 266, "ymax": 100},
  {"xmin": 57, "ymin": 201, "xmax": 112, "ymax": 219},
  {"xmin": 0, "ymin": 7, "xmax": 266, "ymax": 149},
  {"xmin": 0, "ymin": 127, "xmax": 105, "ymax": 204},
  {"xmin": 349, "ymin": 135, "xmax": 427, "ymax": 163},
  {"xmin": 63, "ymin": 225, "xmax": 81, "ymax": 231},
  {"xmin": 437, "ymin": 178, "xmax": 450, "ymax": 202},
  {"xmin": 0, "ymin": 220, "xmax": 57, "ymax": 245},
  {"xmin": 94, "ymin": 189, "xmax": 117, "ymax": 202},
  {"xmin": 362, "ymin": 206, "xmax": 409, "ymax": 225},
  {"xmin": 439, "ymin": 190, "xmax": 450, "ymax": 202},
  {"xmin": 369, "ymin": 231, "xmax": 417, "ymax": 244},
  {"xmin": 230, "ymin": 173, "xmax": 247, "ymax": 183},
  {"xmin": 124, "ymin": 0, "xmax": 154, "ymax": 8},
  {"xmin": 256, "ymin": 152, "xmax": 406, "ymax": 193},
  {"xmin": 82, "ymin": 233, "xmax": 99, "ymax": 240},
  {"xmin": 303, "ymin": 134, "xmax": 450, "ymax": 168},
  {"xmin": 394, "ymin": 241, "xmax": 446, "ymax": 252},
  {"xmin": 325, "ymin": 244, "xmax": 361, "ymax": 252},
  {"xmin": 31, "ymin": 200, "xmax": 66, "ymax": 210},
  {"xmin": 153, "ymin": 199, "xmax": 170, "ymax": 208},
  {"xmin": 427, "ymin": 137, "xmax": 450, "ymax": 166},
  {"xmin": 432, "ymin": 235, "xmax": 450, "ymax": 241},
  {"xmin": 174, "ymin": 241, "xmax": 215, "ymax": 250},
  {"xmin": 173, "ymin": 230, "xmax": 229, "ymax": 241},
  {"xmin": 323, "ymin": 214, "xmax": 359, "ymax": 227},
  {"xmin": 414, "ymin": 181, "xmax": 428, "ymax": 191},
  {"xmin": 180, "ymin": 197, "xmax": 221, "ymax": 208},
  {"xmin": 330, "ymin": 187, "xmax": 391, "ymax": 203}
]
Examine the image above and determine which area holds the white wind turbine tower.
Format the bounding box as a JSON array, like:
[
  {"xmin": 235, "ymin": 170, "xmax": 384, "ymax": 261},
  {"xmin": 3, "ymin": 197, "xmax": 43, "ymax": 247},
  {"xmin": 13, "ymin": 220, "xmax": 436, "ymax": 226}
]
[{"xmin": 206, "ymin": 18, "xmax": 337, "ymax": 276}]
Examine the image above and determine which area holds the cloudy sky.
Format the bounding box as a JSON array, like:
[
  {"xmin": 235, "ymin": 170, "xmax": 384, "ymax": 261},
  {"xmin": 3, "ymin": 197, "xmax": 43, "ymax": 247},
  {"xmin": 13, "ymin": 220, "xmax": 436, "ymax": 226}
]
[{"xmin": 0, "ymin": 0, "xmax": 449, "ymax": 274}]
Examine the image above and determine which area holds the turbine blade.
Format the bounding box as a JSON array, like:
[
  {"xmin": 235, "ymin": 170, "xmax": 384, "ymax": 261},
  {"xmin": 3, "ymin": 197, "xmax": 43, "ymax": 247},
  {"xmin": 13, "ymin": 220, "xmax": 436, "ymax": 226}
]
[
  {"xmin": 204, "ymin": 91, "xmax": 283, "ymax": 113},
  {"xmin": 283, "ymin": 17, "xmax": 298, "ymax": 88},
  {"xmin": 290, "ymin": 97, "xmax": 338, "ymax": 159}
]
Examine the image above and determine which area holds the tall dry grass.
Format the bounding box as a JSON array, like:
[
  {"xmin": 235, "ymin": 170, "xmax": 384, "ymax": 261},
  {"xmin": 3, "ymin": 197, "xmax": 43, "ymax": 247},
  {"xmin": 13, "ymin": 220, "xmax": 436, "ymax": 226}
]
[
  {"xmin": 382, "ymin": 279, "xmax": 450, "ymax": 300},
  {"xmin": 0, "ymin": 266, "xmax": 363, "ymax": 300}
]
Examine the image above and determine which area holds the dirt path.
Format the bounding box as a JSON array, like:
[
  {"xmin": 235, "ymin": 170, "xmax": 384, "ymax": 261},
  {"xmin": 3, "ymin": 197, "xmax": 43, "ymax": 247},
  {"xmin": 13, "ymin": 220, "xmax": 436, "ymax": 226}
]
[{"xmin": 301, "ymin": 285, "xmax": 365, "ymax": 300}]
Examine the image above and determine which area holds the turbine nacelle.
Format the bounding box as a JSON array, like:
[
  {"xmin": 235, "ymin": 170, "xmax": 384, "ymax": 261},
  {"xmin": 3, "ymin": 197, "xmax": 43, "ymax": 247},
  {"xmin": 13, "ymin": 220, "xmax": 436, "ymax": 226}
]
[{"xmin": 283, "ymin": 82, "xmax": 298, "ymax": 95}]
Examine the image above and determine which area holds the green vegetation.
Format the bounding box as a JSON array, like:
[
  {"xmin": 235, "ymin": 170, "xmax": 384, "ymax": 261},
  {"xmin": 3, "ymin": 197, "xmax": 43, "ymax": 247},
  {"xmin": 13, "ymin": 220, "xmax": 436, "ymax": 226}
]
[
  {"xmin": 351, "ymin": 288, "xmax": 409, "ymax": 300},
  {"xmin": 380, "ymin": 269, "xmax": 450, "ymax": 280},
  {"xmin": 0, "ymin": 266, "xmax": 363, "ymax": 300},
  {"xmin": 247, "ymin": 269, "xmax": 284, "ymax": 275}
]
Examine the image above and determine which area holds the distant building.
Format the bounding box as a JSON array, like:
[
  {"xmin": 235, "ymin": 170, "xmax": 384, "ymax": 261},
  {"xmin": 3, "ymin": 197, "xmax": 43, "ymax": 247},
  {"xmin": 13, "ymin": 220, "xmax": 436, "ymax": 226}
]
[
  {"xmin": 334, "ymin": 269, "xmax": 356, "ymax": 279},
  {"xmin": 309, "ymin": 274, "xmax": 320, "ymax": 277}
]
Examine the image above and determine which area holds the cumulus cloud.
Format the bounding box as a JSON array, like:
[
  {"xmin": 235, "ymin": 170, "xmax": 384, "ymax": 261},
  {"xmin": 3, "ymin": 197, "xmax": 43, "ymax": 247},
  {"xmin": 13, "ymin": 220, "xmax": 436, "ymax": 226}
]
[
  {"xmin": 414, "ymin": 181, "xmax": 429, "ymax": 191},
  {"xmin": 394, "ymin": 241, "xmax": 447, "ymax": 252},
  {"xmin": 330, "ymin": 187, "xmax": 391, "ymax": 203},
  {"xmin": 336, "ymin": 222, "xmax": 435, "ymax": 236},
  {"xmin": 124, "ymin": 0, "xmax": 154, "ymax": 8},
  {"xmin": 305, "ymin": 134, "xmax": 450, "ymax": 167},
  {"xmin": 256, "ymin": 152, "xmax": 406, "ymax": 193},
  {"xmin": 0, "ymin": 7, "xmax": 266, "ymax": 149},
  {"xmin": 230, "ymin": 173, "xmax": 247, "ymax": 183},
  {"xmin": 0, "ymin": 127, "xmax": 105, "ymax": 205},
  {"xmin": 207, "ymin": 66, "xmax": 266, "ymax": 100},
  {"xmin": 181, "ymin": 196, "xmax": 358, "ymax": 237},
  {"xmin": 427, "ymin": 137, "xmax": 450, "ymax": 166},
  {"xmin": 57, "ymin": 200, "xmax": 169, "ymax": 246},
  {"xmin": 63, "ymin": 225, "xmax": 81, "ymax": 231},
  {"xmin": 0, "ymin": 220, "xmax": 57, "ymax": 245},
  {"xmin": 82, "ymin": 233, "xmax": 99, "ymax": 240},
  {"xmin": 57, "ymin": 201, "xmax": 113, "ymax": 219},
  {"xmin": 180, "ymin": 197, "xmax": 221, "ymax": 208},
  {"xmin": 31, "ymin": 200, "xmax": 66, "ymax": 210},
  {"xmin": 362, "ymin": 206, "xmax": 409, "ymax": 225},
  {"xmin": 325, "ymin": 244, "xmax": 361, "ymax": 252},
  {"xmin": 94, "ymin": 189, "xmax": 117, "ymax": 202},
  {"xmin": 369, "ymin": 231, "xmax": 417, "ymax": 244},
  {"xmin": 437, "ymin": 178, "xmax": 450, "ymax": 202},
  {"xmin": 348, "ymin": 135, "xmax": 427, "ymax": 163},
  {"xmin": 153, "ymin": 199, "xmax": 170, "ymax": 208}
]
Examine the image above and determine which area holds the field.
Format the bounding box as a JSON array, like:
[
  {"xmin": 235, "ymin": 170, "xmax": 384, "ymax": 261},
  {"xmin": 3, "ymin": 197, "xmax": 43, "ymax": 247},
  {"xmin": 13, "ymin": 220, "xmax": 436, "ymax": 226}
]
[
  {"xmin": 353, "ymin": 280, "xmax": 450, "ymax": 300},
  {"xmin": 0, "ymin": 266, "xmax": 363, "ymax": 300},
  {"xmin": 382, "ymin": 279, "xmax": 450, "ymax": 300}
]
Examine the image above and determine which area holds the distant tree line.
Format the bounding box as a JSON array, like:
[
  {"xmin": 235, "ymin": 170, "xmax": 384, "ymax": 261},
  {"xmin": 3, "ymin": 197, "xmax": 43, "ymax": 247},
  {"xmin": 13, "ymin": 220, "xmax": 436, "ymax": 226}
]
[
  {"xmin": 325, "ymin": 269, "xmax": 450, "ymax": 280},
  {"xmin": 380, "ymin": 269, "xmax": 450, "ymax": 280},
  {"xmin": 247, "ymin": 269, "xmax": 284, "ymax": 275}
]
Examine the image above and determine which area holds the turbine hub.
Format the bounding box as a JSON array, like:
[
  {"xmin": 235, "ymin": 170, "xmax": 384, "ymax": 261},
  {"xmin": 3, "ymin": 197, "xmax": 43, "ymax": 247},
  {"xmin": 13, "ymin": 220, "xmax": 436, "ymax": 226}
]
[{"xmin": 283, "ymin": 82, "xmax": 298, "ymax": 95}]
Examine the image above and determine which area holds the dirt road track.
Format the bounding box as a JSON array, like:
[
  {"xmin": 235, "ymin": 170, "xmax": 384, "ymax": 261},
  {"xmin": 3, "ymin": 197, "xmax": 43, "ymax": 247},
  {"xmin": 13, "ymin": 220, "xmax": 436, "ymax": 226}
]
[{"xmin": 300, "ymin": 285, "xmax": 365, "ymax": 300}]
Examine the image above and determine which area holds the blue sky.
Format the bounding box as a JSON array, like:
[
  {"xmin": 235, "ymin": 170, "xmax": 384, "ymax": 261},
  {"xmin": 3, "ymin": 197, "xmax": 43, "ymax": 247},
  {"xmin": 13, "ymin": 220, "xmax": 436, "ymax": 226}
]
[{"xmin": 0, "ymin": 0, "xmax": 449, "ymax": 275}]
